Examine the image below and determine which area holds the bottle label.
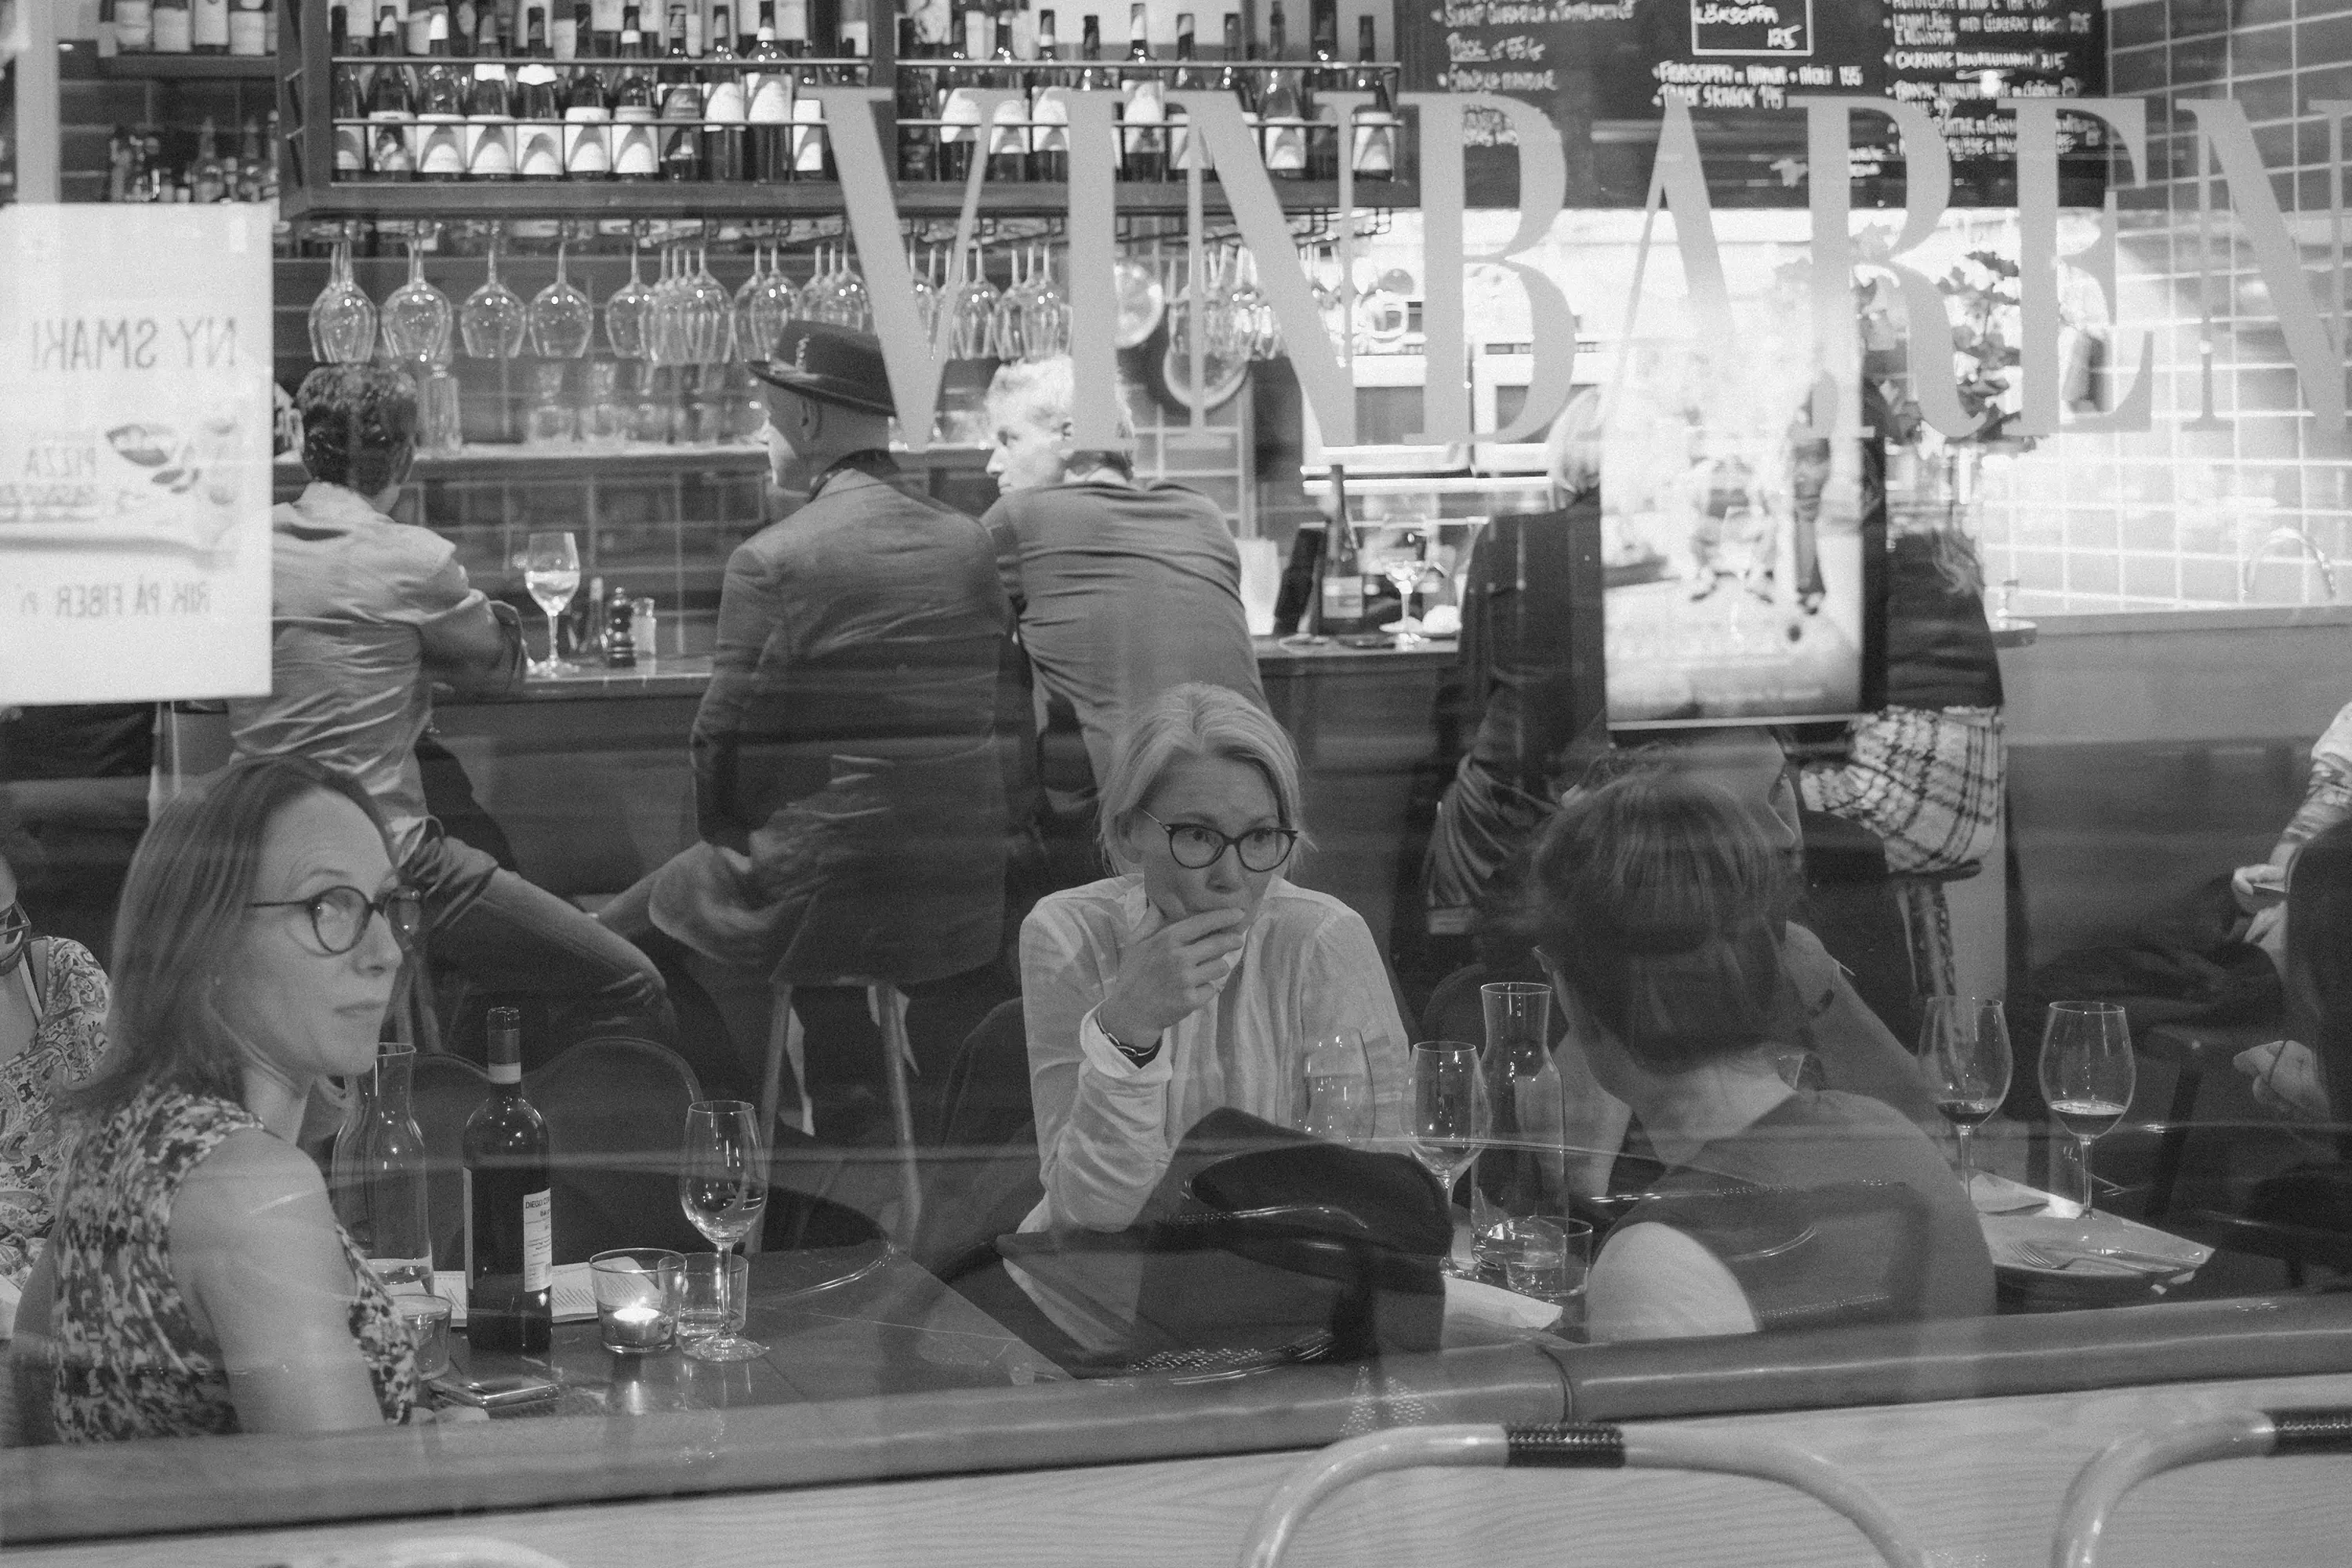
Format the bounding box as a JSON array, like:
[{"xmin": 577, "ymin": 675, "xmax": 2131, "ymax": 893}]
[
  {"xmin": 938, "ymin": 84, "xmax": 981, "ymax": 143},
  {"xmin": 789, "ymin": 95, "xmax": 826, "ymax": 172},
  {"xmin": 1122, "ymin": 77, "xmax": 1164, "ymax": 153},
  {"xmin": 1169, "ymin": 108, "xmax": 1200, "ymax": 170},
  {"xmin": 227, "ymin": 8, "xmax": 267, "ymax": 54},
  {"xmin": 523, "ymin": 1188, "xmax": 553, "ymax": 1291},
  {"xmin": 416, "ymin": 115, "xmax": 468, "ymax": 176},
  {"xmin": 192, "ymin": 0, "xmax": 229, "ymax": 46},
  {"xmin": 152, "ymin": 6, "xmax": 193, "ymax": 51},
  {"xmin": 563, "ymin": 107, "xmax": 612, "ymax": 174},
  {"xmin": 466, "ymin": 117, "xmax": 517, "ymax": 176},
  {"xmin": 988, "ymin": 93, "xmax": 1028, "ymax": 158},
  {"xmin": 1352, "ymin": 113, "xmax": 1395, "ymax": 175},
  {"xmin": 552, "ymin": 16, "xmax": 579, "ymax": 56},
  {"xmin": 114, "ymin": 0, "xmax": 154, "ymax": 49},
  {"xmin": 1321, "ymin": 575, "xmax": 1363, "ymax": 622},
  {"xmin": 591, "ymin": 0, "xmax": 623, "ymax": 31},
  {"xmin": 662, "ymin": 82, "xmax": 703, "ymax": 118},
  {"xmin": 1265, "ymin": 118, "xmax": 1307, "ymax": 172},
  {"xmin": 703, "ymin": 74, "xmax": 746, "ymax": 120},
  {"xmin": 746, "ymin": 69, "xmax": 791, "ymax": 123},
  {"xmin": 336, "ymin": 120, "xmax": 367, "ymax": 174},
  {"xmin": 1031, "ymin": 85, "xmax": 1069, "ymax": 154},
  {"xmin": 612, "ymin": 119, "xmax": 660, "ymax": 174}
]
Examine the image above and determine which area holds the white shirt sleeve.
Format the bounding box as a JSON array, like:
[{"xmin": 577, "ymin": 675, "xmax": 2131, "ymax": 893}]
[
  {"xmin": 1077, "ymin": 1006, "xmax": 1174, "ymax": 1085},
  {"xmin": 2314, "ymin": 701, "xmax": 2352, "ymax": 775}
]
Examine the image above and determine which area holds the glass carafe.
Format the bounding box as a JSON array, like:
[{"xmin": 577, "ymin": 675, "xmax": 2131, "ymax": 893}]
[{"xmin": 330, "ymin": 1042, "xmax": 435, "ymax": 1290}]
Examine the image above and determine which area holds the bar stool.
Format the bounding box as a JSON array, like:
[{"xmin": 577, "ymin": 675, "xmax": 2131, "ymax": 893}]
[
  {"xmin": 2053, "ymin": 1404, "xmax": 2352, "ymax": 1567},
  {"xmin": 1236, "ymin": 1423, "xmax": 1932, "ymax": 1568},
  {"xmin": 1892, "ymin": 862, "xmax": 1982, "ymax": 999},
  {"xmin": 763, "ymin": 975, "xmax": 924, "ymax": 1243}
]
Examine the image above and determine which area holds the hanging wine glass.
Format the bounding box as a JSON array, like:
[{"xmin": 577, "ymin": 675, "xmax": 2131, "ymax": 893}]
[
  {"xmin": 744, "ymin": 242, "xmax": 799, "ymax": 364},
  {"xmin": 948, "ymin": 247, "xmax": 1000, "ymax": 361},
  {"xmin": 1308, "ymin": 245, "xmax": 1347, "ymax": 349},
  {"xmin": 1163, "ymin": 246, "xmax": 1250, "ymax": 412},
  {"xmin": 731, "ymin": 241, "xmax": 771, "ymax": 362},
  {"xmin": 685, "ymin": 245, "xmax": 735, "ymax": 365},
  {"xmin": 906, "ymin": 241, "xmax": 941, "ymax": 347},
  {"xmin": 309, "ymin": 238, "xmax": 379, "ymax": 365},
  {"xmin": 830, "ymin": 248, "xmax": 870, "ymax": 333},
  {"xmin": 604, "ymin": 231, "xmax": 656, "ymax": 361},
  {"xmin": 991, "ymin": 248, "xmax": 1033, "ymax": 361},
  {"xmin": 459, "ymin": 235, "xmax": 529, "ymax": 361},
  {"xmin": 796, "ymin": 243, "xmax": 833, "ymax": 323},
  {"xmin": 644, "ymin": 245, "xmax": 684, "ymax": 367},
  {"xmin": 528, "ymin": 238, "xmax": 595, "ymax": 359},
  {"xmin": 1222, "ymin": 244, "xmax": 1276, "ymax": 361},
  {"xmin": 380, "ymin": 236, "xmax": 454, "ymax": 365},
  {"xmin": 1022, "ymin": 245, "xmax": 1070, "ymax": 361},
  {"xmin": 1112, "ymin": 243, "xmax": 1166, "ymax": 350}
]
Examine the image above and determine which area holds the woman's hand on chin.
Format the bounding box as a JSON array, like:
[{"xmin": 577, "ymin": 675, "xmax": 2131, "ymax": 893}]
[{"xmin": 1097, "ymin": 908, "xmax": 1250, "ymax": 1045}]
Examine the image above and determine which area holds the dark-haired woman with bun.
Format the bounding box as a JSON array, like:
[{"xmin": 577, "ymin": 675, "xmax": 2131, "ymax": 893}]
[{"xmin": 1526, "ymin": 772, "xmax": 1992, "ymax": 1341}]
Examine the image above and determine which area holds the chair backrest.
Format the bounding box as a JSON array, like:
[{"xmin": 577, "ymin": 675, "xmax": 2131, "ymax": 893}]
[
  {"xmin": 918, "ymin": 997, "xmax": 1044, "ymax": 1274},
  {"xmin": 408, "ymin": 1039, "xmax": 709, "ymax": 1267}
]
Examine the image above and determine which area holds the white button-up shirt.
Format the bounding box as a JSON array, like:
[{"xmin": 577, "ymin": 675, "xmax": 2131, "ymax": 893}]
[{"xmin": 1019, "ymin": 874, "xmax": 1411, "ymax": 1232}]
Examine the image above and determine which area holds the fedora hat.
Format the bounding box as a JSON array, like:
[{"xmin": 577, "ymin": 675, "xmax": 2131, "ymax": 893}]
[{"xmin": 748, "ymin": 320, "xmax": 896, "ymax": 417}]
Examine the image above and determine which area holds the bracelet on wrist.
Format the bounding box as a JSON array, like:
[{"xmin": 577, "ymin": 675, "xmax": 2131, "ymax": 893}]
[{"xmin": 1102, "ymin": 1025, "xmax": 1161, "ymax": 1069}]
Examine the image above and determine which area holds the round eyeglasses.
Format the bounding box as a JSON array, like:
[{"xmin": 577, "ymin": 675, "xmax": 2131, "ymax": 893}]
[
  {"xmin": 248, "ymin": 884, "xmax": 424, "ymax": 956},
  {"xmin": 1139, "ymin": 810, "xmax": 1299, "ymax": 874},
  {"xmin": 0, "ymin": 902, "xmax": 29, "ymax": 971}
]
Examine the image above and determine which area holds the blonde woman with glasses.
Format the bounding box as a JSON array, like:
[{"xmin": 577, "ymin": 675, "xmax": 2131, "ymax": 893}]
[{"xmin": 1019, "ymin": 684, "xmax": 1409, "ymax": 1232}]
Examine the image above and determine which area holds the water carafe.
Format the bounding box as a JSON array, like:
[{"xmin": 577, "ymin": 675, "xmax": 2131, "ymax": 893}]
[{"xmin": 330, "ymin": 1041, "xmax": 436, "ymax": 1291}]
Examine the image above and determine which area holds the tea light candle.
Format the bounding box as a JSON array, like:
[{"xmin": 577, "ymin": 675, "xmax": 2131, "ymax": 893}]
[{"xmin": 603, "ymin": 1301, "xmax": 672, "ymax": 1352}]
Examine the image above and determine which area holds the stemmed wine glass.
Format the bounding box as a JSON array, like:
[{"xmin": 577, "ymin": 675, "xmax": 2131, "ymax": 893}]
[
  {"xmin": 906, "ymin": 241, "xmax": 942, "ymax": 345},
  {"xmin": 1380, "ymin": 530, "xmax": 1428, "ymax": 643},
  {"xmin": 684, "ymin": 245, "xmax": 735, "ymax": 365},
  {"xmin": 604, "ymin": 232, "xmax": 655, "ymax": 361},
  {"xmin": 2038, "ymin": 1000, "xmax": 2133, "ymax": 1231},
  {"xmin": 520, "ymin": 530, "xmax": 581, "ymax": 677},
  {"xmin": 1917, "ymin": 996, "xmax": 2013, "ymax": 1198},
  {"xmin": 1410, "ymin": 1040, "xmax": 1490, "ymax": 1277},
  {"xmin": 947, "ymin": 246, "xmax": 1000, "ymax": 360},
  {"xmin": 1021, "ymin": 245, "xmax": 1070, "ymax": 361},
  {"xmin": 1294, "ymin": 1030, "xmax": 1374, "ymax": 1145},
  {"xmin": 309, "ymin": 238, "xmax": 378, "ymax": 365},
  {"xmin": 992, "ymin": 247, "xmax": 1036, "ymax": 361},
  {"xmin": 678, "ymin": 1099, "xmax": 771, "ymax": 1363},
  {"xmin": 459, "ymin": 238, "xmax": 528, "ymax": 361},
  {"xmin": 741, "ymin": 241, "xmax": 800, "ymax": 363},
  {"xmin": 380, "ymin": 238, "xmax": 454, "ymax": 364},
  {"xmin": 528, "ymin": 239, "xmax": 595, "ymax": 360}
]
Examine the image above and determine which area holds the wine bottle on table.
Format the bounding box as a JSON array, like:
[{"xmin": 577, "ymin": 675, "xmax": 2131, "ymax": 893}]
[
  {"xmin": 1319, "ymin": 464, "xmax": 1365, "ymax": 635},
  {"xmin": 463, "ymin": 1007, "xmax": 554, "ymax": 1356}
]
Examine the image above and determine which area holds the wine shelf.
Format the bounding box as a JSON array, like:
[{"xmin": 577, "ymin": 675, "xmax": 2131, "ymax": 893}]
[{"xmin": 97, "ymin": 53, "xmax": 281, "ymax": 80}]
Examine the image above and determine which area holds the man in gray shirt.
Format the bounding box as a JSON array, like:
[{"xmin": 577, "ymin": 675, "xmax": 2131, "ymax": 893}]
[{"xmin": 981, "ymin": 357, "xmax": 1267, "ymax": 827}]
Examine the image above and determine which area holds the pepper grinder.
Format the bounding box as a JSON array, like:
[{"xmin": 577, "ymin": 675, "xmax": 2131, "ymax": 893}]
[{"xmin": 603, "ymin": 584, "xmax": 636, "ymax": 669}]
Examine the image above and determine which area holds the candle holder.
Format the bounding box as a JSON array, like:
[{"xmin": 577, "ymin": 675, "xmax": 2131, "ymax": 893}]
[{"xmin": 590, "ymin": 1248, "xmax": 686, "ymax": 1356}]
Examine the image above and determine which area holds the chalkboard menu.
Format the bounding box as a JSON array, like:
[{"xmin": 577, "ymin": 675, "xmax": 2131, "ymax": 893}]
[{"xmin": 1404, "ymin": 0, "xmax": 2106, "ymax": 205}]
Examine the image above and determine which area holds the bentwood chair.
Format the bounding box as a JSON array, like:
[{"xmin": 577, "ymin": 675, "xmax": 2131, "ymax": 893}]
[{"xmin": 2052, "ymin": 1405, "xmax": 2352, "ymax": 1567}]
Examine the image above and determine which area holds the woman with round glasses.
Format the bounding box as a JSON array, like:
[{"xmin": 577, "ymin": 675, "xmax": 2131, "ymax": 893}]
[
  {"xmin": 0, "ymin": 849, "xmax": 111, "ymax": 1334},
  {"xmin": 16, "ymin": 757, "xmax": 431, "ymax": 1439},
  {"xmin": 1019, "ymin": 684, "xmax": 1410, "ymax": 1232}
]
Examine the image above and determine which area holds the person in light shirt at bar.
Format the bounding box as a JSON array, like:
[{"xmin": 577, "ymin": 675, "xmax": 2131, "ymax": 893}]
[
  {"xmin": 1523, "ymin": 771, "xmax": 1993, "ymax": 1340},
  {"xmin": 1019, "ymin": 684, "xmax": 1409, "ymax": 1232},
  {"xmin": 982, "ymin": 356, "xmax": 1267, "ymax": 867}
]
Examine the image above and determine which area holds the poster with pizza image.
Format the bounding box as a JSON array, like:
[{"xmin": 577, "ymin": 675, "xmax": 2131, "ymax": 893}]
[{"xmin": 0, "ymin": 205, "xmax": 274, "ymax": 704}]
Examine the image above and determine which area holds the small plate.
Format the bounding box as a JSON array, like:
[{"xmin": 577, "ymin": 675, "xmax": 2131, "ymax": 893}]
[{"xmin": 1984, "ymin": 1214, "xmax": 2209, "ymax": 1281}]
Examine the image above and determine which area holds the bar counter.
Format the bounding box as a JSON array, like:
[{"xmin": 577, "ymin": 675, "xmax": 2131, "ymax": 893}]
[{"xmin": 432, "ymin": 637, "xmax": 1459, "ymax": 946}]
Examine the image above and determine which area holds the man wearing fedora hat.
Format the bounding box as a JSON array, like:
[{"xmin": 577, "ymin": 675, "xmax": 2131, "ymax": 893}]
[{"xmin": 600, "ymin": 321, "xmax": 1016, "ymax": 1125}]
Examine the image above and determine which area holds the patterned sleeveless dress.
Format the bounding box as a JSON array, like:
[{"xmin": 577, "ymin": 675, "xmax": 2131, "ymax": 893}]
[{"xmin": 48, "ymin": 1083, "xmax": 418, "ymax": 1442}]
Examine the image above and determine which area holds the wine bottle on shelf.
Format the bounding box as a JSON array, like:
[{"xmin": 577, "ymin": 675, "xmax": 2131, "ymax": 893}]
[
  {"xmin": 550, "ymin": 0, "xmax": 579, "ymax": 55},
  {"xmin": 1319, "ymin": 466, "xmax": 1367, "ymax": 635},
  {"xmin": 934, "ymin": 5, "xmax": 983, "ymax": 183},
  {"xmin": 563, "ymin": 4, "xmax": 615, "ymax": 176},
  {"xmin": 153, "ymin": 0, "xmax": 194, "ymax": 54},
  {"xmin": 416, "ymin": 6, "xmax": 470, "ymax": 181},
  {"xmin": 612, "ymin": 6, "xmax": 661, "ymax": 178},
  {"xmin": 894, "ymin": 14, "xmax": 935, "ymax": 180},
  {"xmin": 1259, "ymin": 2, "xmax": 1307, "ymax": 180},
  {"xmin": 463, "ymin": 1007, "xmax": 554, "ymax": 1358},
  {"xmin": 1166, "ymin": 13, "xmax": 1200, "ymax": 172},
  {"xmin": 192, "ymin": 0, "xmax": 230, "ymax": 53},
  {"xmin": 514, "ymin": 6, "xmax": 567, "ymax": 176},
  {"xmin": 659, "ymin": 3, "xmax": 705, "ymax": 180},
  {"xmin": 332, "ymin": 5, "xmax": 368, "ymax": 177},
  {"xmin": 1348, "ymin": 15, "xmax": 1394, "ymax": 181},
  {"xmin": 1076, "ymin": 13, "xmax": 1118, "ymax": 172},
  {"xmin": 228, "ymin": 0, "xmax": 271, "ymax": 57},
  {"xmin": 590, "ymin": 0, "xmax": 622, "ymax": 53},
  {"xmin": 1028, "ymin": 9, "xmax": 1068, "ymax": 183},
  {"xmin": 744, "ymin": 0, "xmax": 793, "ymax": 183},
  {"xmin": 701, "ymin": 5, "xmax": 748, "ymax": 180},
  {"xmin": 466, "ymin": 6, "xmax": 517, "ymax": 179},
  {"xmin": 366, "ymin": 5, "xmax": 418, "ymax": 180},
  {"xmin": 781, "ymin": 0, "xmax": 829, "ymax": 180},
  {"xmin": 985, "ymin": 14, "xmax": 1027, "ymax": 183},
  {"xmin": 191, "ymin": 118, "xmax": 228, "ymax": 202},
  {"xmin": 1215, "ymin": 13, "xmax": 1250, "ymax": 139},
  {"xmin": 1305, "ymin": 0, "xmax": 1338, "ymax": 180},
  {"xmin": 1120, "ymin": 2, "xmax": 1164, "ymax": 181}
]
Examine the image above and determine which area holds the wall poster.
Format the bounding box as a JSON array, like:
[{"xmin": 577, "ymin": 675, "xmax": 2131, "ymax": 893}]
[{"xmin": 0, "ymin": 206, "xmax": 274, "ymax": 706}]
